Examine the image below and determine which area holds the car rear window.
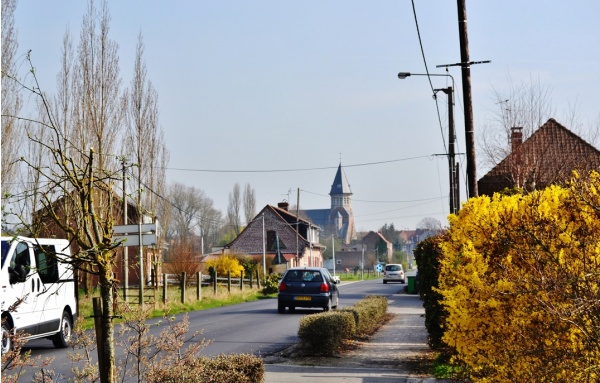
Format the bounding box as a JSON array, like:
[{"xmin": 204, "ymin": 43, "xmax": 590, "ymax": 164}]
[
  {"xmin": 283, "ymin": 270, "xmax": 323, "ymax": 282},
  {"xmin": 385, "ymin": 265, "xmax": 402, "ymax": 271}
]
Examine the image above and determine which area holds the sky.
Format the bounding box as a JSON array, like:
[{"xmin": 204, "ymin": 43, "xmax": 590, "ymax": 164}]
[{"xmin": 11, "ymin": 1, "xmax": 600, "ymax": 232}]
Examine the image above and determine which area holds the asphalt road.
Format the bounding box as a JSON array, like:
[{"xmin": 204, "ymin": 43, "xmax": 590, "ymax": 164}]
[{"xmin": 12, "ymin": 277, "xmax": 407, "ymax": 381}]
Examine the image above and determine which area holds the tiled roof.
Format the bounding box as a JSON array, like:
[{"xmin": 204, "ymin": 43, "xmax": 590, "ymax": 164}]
[{"xmin": 478, "ymin": 119, "xmax": 600, "ymax": 196}]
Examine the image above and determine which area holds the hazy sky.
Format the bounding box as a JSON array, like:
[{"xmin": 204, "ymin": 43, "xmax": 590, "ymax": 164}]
[{"xmin": 12, "ymin": 1, "xmax": 600, "ymax": 232}]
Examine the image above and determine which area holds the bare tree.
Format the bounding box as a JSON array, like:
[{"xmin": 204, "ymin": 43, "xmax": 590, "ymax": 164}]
[
  {"xmin": 4, "ymin": 56, "xmax": 129, "ymax": 383},
  {"xmin": 124, "ymin": 32, "xmax": 168, "ymax": 213},
  {"xmin": 1, "ymin": 0, "xmax": 22, "ymax": 198},
  {"xmin": 243, "ymin": 183, "xmax": 256, "ymax": 224},
  {"xmin": 72, "ymin": 0, "xmax": 125, "ymax": 175},
  {"xmin": 227, "ymin": 182, "xmax": 242, "ymax": 235},
  {"xmin": 480, "ymin": 75, "xmax": 555, "ymax": 171},
  {"xmin": 416, "ymin": 217, "xmax": 442, "ymax": 231},
  {"xmin": 480, "ymin": 75, "xmax": 600, "ymax": 173}
]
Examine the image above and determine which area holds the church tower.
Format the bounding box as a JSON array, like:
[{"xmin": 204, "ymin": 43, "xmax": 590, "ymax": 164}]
[{"xmin": 329, "ymin": 164, "xmax": 356, "ymax": 243}]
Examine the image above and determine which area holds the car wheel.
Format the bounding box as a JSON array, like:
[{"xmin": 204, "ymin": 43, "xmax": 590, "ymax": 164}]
[
  {"xmin": 52, "ymin": 311, "xmax": 72, "ymax": 348},
  {"xmin": 383, "ymin": 280, "xmax": 387, "ymax": 284},
  {"xmin": 323, "ymin": 297, "xmax": 332, "ymax": 312},
  {"xmin": 1, "ymin": 317, "xmax": 13, "ymax": 354},
  {"xmin": 277, "ymin": 302, "xmax": 285, "ymax": 313},
  {"xmin": 331, "ymin": 292, "xmax": 339, "ymax": 310}
]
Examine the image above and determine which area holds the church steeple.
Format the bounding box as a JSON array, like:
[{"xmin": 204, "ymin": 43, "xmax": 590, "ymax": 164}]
[{"xmin": 329, "ymin": 163, "xmax": 352, "ymax": 200}]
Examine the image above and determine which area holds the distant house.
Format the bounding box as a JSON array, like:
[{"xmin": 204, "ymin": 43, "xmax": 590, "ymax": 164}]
[
  {"xmin": 398, "ymin": 229, "xmax": 440, "ymax": 266},
  {"xmin": 325, "ymin": 231, "xmax": 392, "ymax": 273},
  {"xmin": 300, "ymin": 163, "xmax": 356, "ymax": 244},
  {"xmin": 224, "ymin": 203, "xmax": 324, "ymax": 274},
  {"xmin": 362, "ymin": 231, "xmax": 393, "ymax": 263},
  {"xmin": 478, "ymin": 119, "xmax": 600, "ymax": 196},
  {"xmin": 33, "ymin": 189, "xmax": 159, "ymax": 288}
]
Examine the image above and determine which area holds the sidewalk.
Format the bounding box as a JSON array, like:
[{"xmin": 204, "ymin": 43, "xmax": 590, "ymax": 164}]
[{"xmin": 263, "ymin": 292, "xmax": 450, "ymax": 383}]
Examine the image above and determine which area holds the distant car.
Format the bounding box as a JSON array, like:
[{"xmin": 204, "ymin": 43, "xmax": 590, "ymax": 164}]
[
  {"xmin": 331, "ymin": 275, "xmax": 341, "ymax": 284},
  {"xmin": 277, "ymin": 267, "xmax": 340, "ymax": 313},
  {"xmin": 383, "ymin": 264, "xmax": 405, "ymax": 284}
]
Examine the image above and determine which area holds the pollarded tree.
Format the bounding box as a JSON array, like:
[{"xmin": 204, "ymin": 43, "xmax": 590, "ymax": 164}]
[{"xmin": 4, "ymin": 60, "xmax": 131, "ymax": 383}]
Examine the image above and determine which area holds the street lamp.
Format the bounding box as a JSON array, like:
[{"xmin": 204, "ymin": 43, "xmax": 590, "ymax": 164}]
[{"xmin": 397, "ymin": 72, "xmax": 460, "ymax": 215}]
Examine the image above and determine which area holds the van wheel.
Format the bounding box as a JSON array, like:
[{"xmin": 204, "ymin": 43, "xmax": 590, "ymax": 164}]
[
  {"xmin": 1, "ymin": 317, "xmax": 13, "ymax": 354},
  {"xmin": 52, "ymin": 311, "xmax": 72, "ymax": 348}
]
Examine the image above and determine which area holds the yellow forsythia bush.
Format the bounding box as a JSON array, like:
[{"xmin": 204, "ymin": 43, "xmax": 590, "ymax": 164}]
[
  {"xmin": 206, "ymin": 255, "xmax": 245, "ymax": 278},
  {"xmin": 439, "ymin": 171, "xmax": 600, "ymax": 383}
]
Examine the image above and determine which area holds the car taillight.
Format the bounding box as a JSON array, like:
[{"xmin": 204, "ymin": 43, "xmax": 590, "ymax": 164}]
[
  {"xmin": 320, "ymin": 283, "xmax": 329, "ymax": 292},
  {"xmin": 279, "ymin": 282, "xmax": 287, "ymax": 292}
]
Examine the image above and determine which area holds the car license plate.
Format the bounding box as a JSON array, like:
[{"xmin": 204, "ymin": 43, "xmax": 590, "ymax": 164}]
[{"xmin": 294, "ymin": 296, "xmax": 311, "ymax": 301}]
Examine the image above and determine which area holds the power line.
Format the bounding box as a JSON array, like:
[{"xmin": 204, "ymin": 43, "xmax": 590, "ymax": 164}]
[
  {"xmin": 410, "ymin": 0, "xmax": 448, "ymax": 154},
  {"xmin": 164, "ymin": 155, "xmax": 431, "ymax": 173}
]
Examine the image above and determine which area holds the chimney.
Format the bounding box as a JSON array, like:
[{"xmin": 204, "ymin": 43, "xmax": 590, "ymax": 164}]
[
  {"xmin": 511, "ymin": 127, "xmax": 523, "ymax": 152},
  {"xmin": 277, "ymin": 201, "xmax": 289, "ymax": 211}
]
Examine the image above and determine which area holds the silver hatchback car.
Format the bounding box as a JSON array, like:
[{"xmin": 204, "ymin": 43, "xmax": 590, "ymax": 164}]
[{"xmin": 383, "ymin": 264, "xmax": 405, "ymax": 284}]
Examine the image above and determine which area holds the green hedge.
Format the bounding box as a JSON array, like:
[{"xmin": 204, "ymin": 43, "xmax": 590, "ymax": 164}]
[
  {"xmin": 297, "ymin": 295, "xmax": 388, "ymax": 355},
  {"xmin": 148, "ymin": 353, "xmax": 264, "ymax": 383},
  {"xmin": 298, "ymin": 311, "xmax": 356, "ymax": 355},
  {"xmin": 413, "ymin": 234, "xmax": 448, "ymax": 352}
]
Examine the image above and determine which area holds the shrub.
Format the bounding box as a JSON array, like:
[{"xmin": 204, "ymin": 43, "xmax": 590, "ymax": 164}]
[
  {"xmin": 261, "ymin": 273, "xmax": 281, "ymax": 295},
  {"xmin": 439, "ymin": 171, "xmax": 600, "ymax": 382},
  {"xmin": 413, "ymin": 235, "xmax": 449, "ymax": 352},
  {"xmin": 342, "ymin": 295, "xmax": 388, "ymax": 336},
  {"xmin": 297, "ymin": 311, "xmax": 356, "ymax": 355},
  {"xmin": 148, "ymin": 353, "xmax": 264, "ymax": 383}
]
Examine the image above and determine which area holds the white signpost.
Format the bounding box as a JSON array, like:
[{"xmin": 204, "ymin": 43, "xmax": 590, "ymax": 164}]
[
  {"xmin": 113, "ymin": 224, "xmax": 157, "ymax": 246},
  {"xmin": 113, "ymin": 223, "xmax": 158, "ymax": 307}
]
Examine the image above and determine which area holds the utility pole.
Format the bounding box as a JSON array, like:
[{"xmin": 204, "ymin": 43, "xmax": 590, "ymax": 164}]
[
  {"xmin": 457, "ymin": 0, "xmax": 476, "ymax": 197},
  {"xmin": 296, "ymin": 188, "xmax": 300, "ymax": 267},
  {"xmin": 438, "ymin": 1, "xmax": 490, "ymax": 198},
  {"xmin": 122, "ymin": 160, "xmax": 128, "ymax": 301},
  {"xmin": 436, "ymin": 86, "xmax": 458, "ymax": 214}
]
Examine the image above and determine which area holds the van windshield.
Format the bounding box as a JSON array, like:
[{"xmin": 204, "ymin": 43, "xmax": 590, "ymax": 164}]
[{"xmin": 1, "ymin": 240, "xmax": 10, "ymax": 269}]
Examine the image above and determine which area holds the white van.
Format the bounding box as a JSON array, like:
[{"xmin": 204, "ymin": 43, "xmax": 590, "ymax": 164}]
[{"xmin": 1, "ymin": 236, "xmax": 77, "ymax": 353}]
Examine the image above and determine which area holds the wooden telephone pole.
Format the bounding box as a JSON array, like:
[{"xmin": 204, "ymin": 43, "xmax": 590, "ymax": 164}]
[{"xmin": 438, "ymin": 0, "xmax": 490, "ymax": 198}]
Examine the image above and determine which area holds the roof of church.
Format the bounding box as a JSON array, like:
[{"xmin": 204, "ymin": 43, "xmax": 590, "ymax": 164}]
[{"xmin": 329, "ymin": 164, "xmax": 352, "ymax": 195}]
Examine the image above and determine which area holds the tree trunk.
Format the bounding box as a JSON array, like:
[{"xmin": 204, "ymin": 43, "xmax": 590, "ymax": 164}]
[{"xmin": 99, "ymin": 262, "xmax": 116, "ymax": 383}]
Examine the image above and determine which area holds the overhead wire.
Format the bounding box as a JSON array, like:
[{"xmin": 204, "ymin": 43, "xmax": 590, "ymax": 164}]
[
  {"xmin": 410, "ymin": 0, "xmax": 448, "ymax": 154},
  {"xmin": 164, "ymin": 155, "xmax": 431, "ymax": 173}
]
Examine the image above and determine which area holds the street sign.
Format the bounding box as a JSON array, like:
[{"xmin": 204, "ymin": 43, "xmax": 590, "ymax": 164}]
[
  {"xmin": 113, "ymin": 224, "xmax": 156, "ymax": 234},
  {"xmin": 114, "ymin": 234, "xmax": 157, "ymax": 247},
  {"xmin": 113, "ymin": 223, "xmax": 157, "ymax": 247}
]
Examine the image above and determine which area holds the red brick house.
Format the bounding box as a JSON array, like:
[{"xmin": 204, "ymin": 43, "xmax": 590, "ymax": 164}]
[
  {"xmin": 224, "ymin": 202, "xmax": 324, "ymax": 273},
  {"xmin": 33, "ymin": 189, "xmax": 159, "ymax": 288},
  {"xmin": 478, "ymin": 119, "xmax": 600, "ymax": 196},
  {"xmin": 362, "ymin": 231, "xmax": 393, "ymax": 263}
]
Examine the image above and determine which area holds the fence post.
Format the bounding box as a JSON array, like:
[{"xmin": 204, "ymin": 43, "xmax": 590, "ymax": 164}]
[
  {"xmin": 239, "ymin": 270, "xmax": 244, "ymax": 291},
  {"xmin": 249, "ymin": 270, "xmax": 253, "ymax": 289},
  {"xmin": 197, "ymin": 272, "xmax": 202, "ymax": 301},
  {"xmin": 162, "ymin": 274, "xmax": 167, "ymax": 304},
  {"xmin": 181, "ymin": 272, "xmax": 186, "ymax": 303},
  {"xmin": 93, "ymin": 298, "xmax": 106, "ymax": 383},
  {"xmin": 227, "ymin": 271, "xmax": 231, "ymax": 293},
  {"xmin": 213, "ymin": 271, "xmax": 218, "ymax": 295},
  {"xmin": 256, "ymin": 268, "xmax": 261, "ymax": 289}
]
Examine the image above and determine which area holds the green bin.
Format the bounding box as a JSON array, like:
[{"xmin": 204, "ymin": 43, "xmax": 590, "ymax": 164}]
[{"xmin": 407, "ymin": 275, "xmax": 416, "ymax": 294}]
